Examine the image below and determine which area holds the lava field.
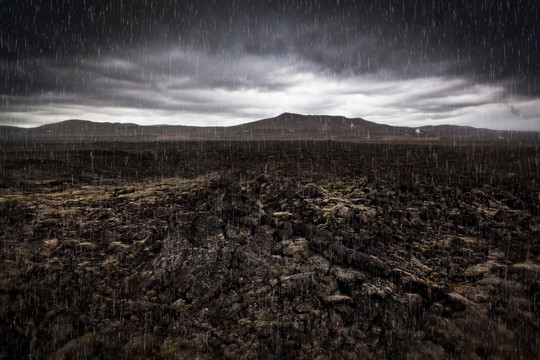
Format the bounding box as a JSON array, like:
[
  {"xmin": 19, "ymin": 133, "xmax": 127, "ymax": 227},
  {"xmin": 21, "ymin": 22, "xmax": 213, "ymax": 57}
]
[{"xmin": 1, "ymin": 140, "xmax": 539, "ymax": 359}]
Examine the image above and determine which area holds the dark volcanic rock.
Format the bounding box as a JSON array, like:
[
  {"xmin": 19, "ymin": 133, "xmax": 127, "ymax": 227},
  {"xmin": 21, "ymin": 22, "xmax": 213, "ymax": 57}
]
[{"xmin": 0, "ymin": 141, "xmax": 538, "ymax": 359}]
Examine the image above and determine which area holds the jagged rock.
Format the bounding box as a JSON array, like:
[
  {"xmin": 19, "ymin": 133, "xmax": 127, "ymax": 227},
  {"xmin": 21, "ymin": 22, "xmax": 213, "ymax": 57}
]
[
  {"xmin": 323, "ymin": 242, "xmax": 389, "ymax": 276},
  {"xmin": 331, "ymin": 266, "xmax": 366, "ymax": 292},
  {"xmin": 393, "ymin": 269, "xmax": 446, "ymax": 304},
  {"xmin": 280, "ymin": 272, "xmax": 315, "ymax": 297},
  {"xmin": 300, "ymin": 184, "xmax": 326, "ymax": 199},
  {"xmin": 1, "ymin": 141, "xmax": 538, "ymax": 359},
  {"xmin": 324, "ymin": 295, "xmax": 353, "ymax": 304},
  {"xmin": 282, "ymin": 237, "xmax": 309, "ymax": 258},
  {"xmin": 49, "ymin": 332, "xmax": 95, "ymax": 360},
  {"xmin": 308, "ymin": 255, "xmax": 331, "ymax": 274}
]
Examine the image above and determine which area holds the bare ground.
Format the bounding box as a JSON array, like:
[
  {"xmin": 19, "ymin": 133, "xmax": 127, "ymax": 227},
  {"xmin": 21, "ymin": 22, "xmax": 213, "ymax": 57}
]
[{"xmin": 0, "ymin": 140, "xmax": 539, "ymax": 359}]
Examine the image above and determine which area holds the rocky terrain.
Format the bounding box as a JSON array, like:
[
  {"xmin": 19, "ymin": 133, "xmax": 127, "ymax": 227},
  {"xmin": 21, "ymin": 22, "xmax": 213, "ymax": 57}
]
[{"xmin": 0, "ymin": 140, "xmax": 539, "ymax": 359}]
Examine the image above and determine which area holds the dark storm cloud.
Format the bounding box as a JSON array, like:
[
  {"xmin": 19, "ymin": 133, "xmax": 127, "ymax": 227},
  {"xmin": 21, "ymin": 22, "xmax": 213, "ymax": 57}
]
[
  {"xmin": 3, "ymin": 0, "xmax": 539, "ymax": 89},
  {"xmin": 1, "ymin": 0, "xmax": 539, "ymax": 129}
]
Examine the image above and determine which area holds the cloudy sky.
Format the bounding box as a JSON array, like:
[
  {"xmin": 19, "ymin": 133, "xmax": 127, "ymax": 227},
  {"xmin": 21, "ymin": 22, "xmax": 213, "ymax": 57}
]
[{"xmin": 1, "ymin": 0, "xmax": 539, "ymax": 130}]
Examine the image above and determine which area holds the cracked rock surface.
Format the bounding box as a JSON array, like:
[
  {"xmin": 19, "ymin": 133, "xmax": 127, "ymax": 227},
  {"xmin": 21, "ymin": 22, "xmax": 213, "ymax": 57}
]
[{"xmin": 0, "ymin": 141, "xmax": 539, "ymax": 359}]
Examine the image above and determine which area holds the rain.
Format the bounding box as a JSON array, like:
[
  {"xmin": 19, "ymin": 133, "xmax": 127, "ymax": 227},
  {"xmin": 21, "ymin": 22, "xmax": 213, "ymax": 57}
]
[{"xmin": 0, "ymin": 1, "xmax": 539, "ymax": 359}]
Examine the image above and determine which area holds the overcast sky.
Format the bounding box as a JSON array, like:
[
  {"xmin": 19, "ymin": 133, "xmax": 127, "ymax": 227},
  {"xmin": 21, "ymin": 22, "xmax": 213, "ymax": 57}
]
[{"xmin": 1, "ymin": 0, "xmax": 539, "ymax": 130}]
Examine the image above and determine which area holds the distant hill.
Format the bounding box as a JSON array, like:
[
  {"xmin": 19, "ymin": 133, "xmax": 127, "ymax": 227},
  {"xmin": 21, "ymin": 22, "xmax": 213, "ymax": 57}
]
[{"xmin": 1, "ymin": 113, "xmax": 538, "ymax": 143}]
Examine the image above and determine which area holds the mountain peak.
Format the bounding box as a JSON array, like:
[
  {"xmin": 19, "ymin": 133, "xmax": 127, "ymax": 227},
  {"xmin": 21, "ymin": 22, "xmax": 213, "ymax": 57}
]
[
  {"xmin": 1, "ymin": 113, "xmax": 537, "ymax": 143},
  {"xmin": 278, "ymin": 112, "xmax": 302, "ymax": 117}
]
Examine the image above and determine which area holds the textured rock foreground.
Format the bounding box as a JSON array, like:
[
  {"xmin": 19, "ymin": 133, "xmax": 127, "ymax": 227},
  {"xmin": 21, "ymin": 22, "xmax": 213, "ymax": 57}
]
[{"xmin": 0, "ymin": 141, "xmax": 539, "ymax": 359}]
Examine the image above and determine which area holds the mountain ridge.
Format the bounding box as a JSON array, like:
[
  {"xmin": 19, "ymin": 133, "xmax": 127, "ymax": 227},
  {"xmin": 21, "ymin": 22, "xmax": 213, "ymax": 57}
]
[{"xmin": 1, "ymin": 112, "xmax": 538, "ymax": 143}]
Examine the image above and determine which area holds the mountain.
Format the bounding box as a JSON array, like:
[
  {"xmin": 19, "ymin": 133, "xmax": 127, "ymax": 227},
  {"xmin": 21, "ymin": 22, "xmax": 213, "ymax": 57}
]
[{"xmin": 1, "ymin": 113, "xmax": 538, "ymax": 143}]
